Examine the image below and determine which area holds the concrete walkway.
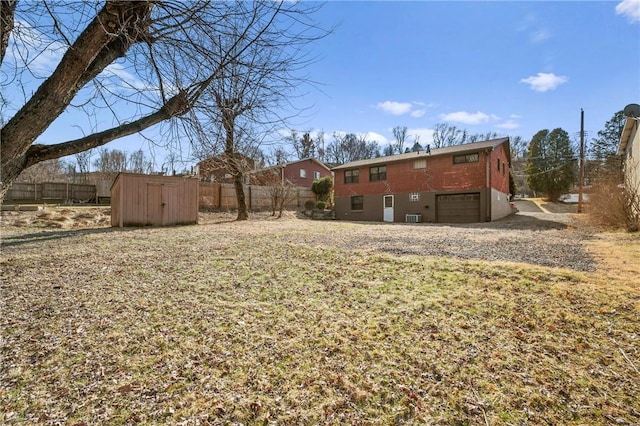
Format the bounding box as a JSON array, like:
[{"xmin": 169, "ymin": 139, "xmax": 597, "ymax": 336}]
[{"xmin": 513, "ymin": 199, "xmax": 545, "ymax": 213}]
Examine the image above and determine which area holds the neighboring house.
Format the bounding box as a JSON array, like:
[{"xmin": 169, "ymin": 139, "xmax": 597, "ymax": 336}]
[
  {"xmin": 250, "ymin": 158, "xmax": 332, "ymax": 187},
  {"xmin": 195, "ymin": 153, "xmax": 256, "ymax": 183},
  {"xmin": 618, "ymin": 107, "xmax": 640, "ymax": 195},
  {"xmin": 332, "ymin": 138, "xmax": 512, "ymax": 223}
]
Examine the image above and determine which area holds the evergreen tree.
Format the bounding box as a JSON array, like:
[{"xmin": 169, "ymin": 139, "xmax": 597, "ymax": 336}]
[
  {"xmin": 526, "ymin": 128, "xmax": 575, "ymax": 201},
  {"xmin": 589, "ymin": 110, "xmax": 624, "ymax": 181}
]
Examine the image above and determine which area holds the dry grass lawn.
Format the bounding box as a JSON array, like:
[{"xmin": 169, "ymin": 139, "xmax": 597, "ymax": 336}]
[{"xmin": 1, "ymin": 207, "xmax": 639, "ymax": 425}]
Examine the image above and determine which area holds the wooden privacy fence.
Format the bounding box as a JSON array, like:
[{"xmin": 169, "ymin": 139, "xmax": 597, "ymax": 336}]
[
  {"xmin": 5, "ymin": 180, "xmax": 316, "ymax": 211},
  {"xmin": 5, "ymin": 182, "xmax": 97, "ymax": 203},
  {"xmin": 199, "ymin": 182, "xmax": 315, "ymax": 210}
]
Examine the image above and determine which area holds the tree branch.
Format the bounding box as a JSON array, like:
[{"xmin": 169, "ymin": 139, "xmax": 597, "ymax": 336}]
[
  {"xmin": 0, "ymin": 0, "xmax": 17, "ymax": 65},
  {"xmin": 1, "ymin": 1, "xmax": 153, "ymax": 161},
  {"xmin": 23, "ymin": 90, "xmax": 189, "ymax": 167}
]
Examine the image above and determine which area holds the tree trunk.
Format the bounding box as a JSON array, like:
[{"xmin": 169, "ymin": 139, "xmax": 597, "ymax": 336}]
[
  {"xmin": 233, "ymin": 172, "xmax": 249, "ymax": 221},
  {"xmin": 0, "ymin": 1, "xmax": 154, "ymax": 204},
  {"xmin": 222, "ymin": 111, "xmax": 248, "ymax": 221}
]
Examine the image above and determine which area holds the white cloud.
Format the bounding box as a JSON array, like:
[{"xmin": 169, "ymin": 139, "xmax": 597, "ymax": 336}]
[
  {"xmin": 516, "ymin": 14, "xmax": 551, "ymax": 44},
  {"xmin": 376, "ymin": 101, "xmax": 413, "ymax": 116},
  {"xmin": 376, "ymin": 100, "xmax": 429, "ymax": 117},
  {"xmin": 439, "ymin": 111, "xmax": 498, "ymax": 125},
  {"xmin": 510, "ymin": 114, "xmax": 521, "ymax": 119},
  {"xmin": 530, "ymin": 29, "xmax": 551, "ymax": 43},
  {"xmin": 358, "ymin": 131, "xmax": 388, "ymax": 144},
  {"xmin": 616, "ymin": 0, "xmax": 640, "ymax": 23},
  {"xmin": 496, "ymin": 120, "xmax": 520, "ymax": 130},
  {"xmin": 520, "ymin": 72, "xmax": 568, "ymax": 92},
  {"xmin": 10, "ymin": 20, "xmax": 65, "ymax": 75},
  {"xmin": 407, "ymin": 128, "xmax": 435, "ymax": 145},
  {"xmin": 101, "ymin": 63, "xmax": 147, "ymax": 90}
]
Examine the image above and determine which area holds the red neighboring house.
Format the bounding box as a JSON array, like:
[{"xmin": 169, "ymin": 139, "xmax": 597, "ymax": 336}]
[
  {"xmin": 332, "ymin": 138, "xmax": 512, "ymax": 223},
  {"xmin": 250, "ymin": 158, "xmax": 332, "ymax": 187}
]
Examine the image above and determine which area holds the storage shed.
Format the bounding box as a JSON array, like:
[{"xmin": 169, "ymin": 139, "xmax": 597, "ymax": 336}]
[{"xmin": 111, "ymin": 173, "xmax": 199, "ymax": 227}]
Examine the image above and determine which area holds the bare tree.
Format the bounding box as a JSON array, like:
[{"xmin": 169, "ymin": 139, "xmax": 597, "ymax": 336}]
[
  {"xmin": 74, "ymin": 149, "xmax": 93, "ymax": 182},
  {"xmin": 93, "ymin": 148, "xmax": 127, "ymax": 178},
  {"xmin": 15, "ymin": 158, "xmax": 67, "ymax": 183},
  {"xmin": 266, "ymin": 176, "xmax": 297, "ymax": 218},
  {"xmin": 465, "ymin": 131, "xmax": 501, "ymax": 143},
  {"xmin": 0, "ymin": 1, "xmax": 327, "ymax": 203},
  {"xmin": 316, "ymin": 130, "xmax": 326, "ymax": 162},
  {"xmin": 182, "ymin": 5, "xmax": 327, "ymax": 220},
  {"xmin": 325, "ymin": 133, "xmax": 380, "ymax": 165},
  {"xmin": 391, "ymin": 125, "xmax": 408, "ymax": 154},
  {"xmin": 289, "ymin": 130, "xmax": 316, "ymax": 160},
  {"xmin": 129, "ymin": 149, "xmax": 153, "ymax": 174},
  {"xmin": 431, "ymin": 123, "xmax": 466, "ymax": 148}
]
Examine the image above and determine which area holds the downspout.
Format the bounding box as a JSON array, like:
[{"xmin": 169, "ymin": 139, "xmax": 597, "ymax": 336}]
[{"xmin": 485, "ymin": 149, "xmax": 491, "ymax": 222}]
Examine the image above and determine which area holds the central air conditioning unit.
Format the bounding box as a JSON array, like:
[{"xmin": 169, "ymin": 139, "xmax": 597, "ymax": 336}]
[{"xmin": 405, "ymin": 214, "xmax": 422, "ymax": 223}]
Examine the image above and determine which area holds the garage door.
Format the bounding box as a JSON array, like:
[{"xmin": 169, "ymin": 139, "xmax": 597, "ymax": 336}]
[{"xmin": 436, "ymin": 193, "xmax": 481, "ymax": 223}]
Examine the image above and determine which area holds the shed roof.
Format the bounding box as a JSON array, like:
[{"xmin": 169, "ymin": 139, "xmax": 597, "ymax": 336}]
[{"xmin": 331, "ymin": 137, "xmax": 510, "ymax": 170}]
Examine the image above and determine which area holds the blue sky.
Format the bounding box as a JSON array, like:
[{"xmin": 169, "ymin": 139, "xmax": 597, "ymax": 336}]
[
  {"xmin": 3, "ymin": 0, "xmax": 640, "ymax": 169},
  {"xmin": 297, "ymin": 0, "xmax": 640, "ymax": 148}
]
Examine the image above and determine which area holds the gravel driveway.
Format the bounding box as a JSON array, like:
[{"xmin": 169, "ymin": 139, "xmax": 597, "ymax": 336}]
[{"xmin": 289, "ymin": 211, "xmax": 595, "ymax": 272}]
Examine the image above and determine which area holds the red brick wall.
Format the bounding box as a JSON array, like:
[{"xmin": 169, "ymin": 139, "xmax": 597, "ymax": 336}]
[
  {"xmin": 284, "ymin": 159, "xmax": 331, "ymax": 187},
  {"xmin": 334, "ymin": 153, "xmax": 490, "ymax": 196},
  {"xmin": 489, "ymin": 144, "xmax": 510, "ymax": 194}
]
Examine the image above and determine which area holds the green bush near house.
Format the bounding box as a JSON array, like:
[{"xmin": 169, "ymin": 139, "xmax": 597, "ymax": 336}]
[
  {"xmin": 316, "ymin": 200, "xmax": 326, "ymax": 210},
  {"xmin": 311, "ymin": 176, "xmax": 333, "ymax": 203}
]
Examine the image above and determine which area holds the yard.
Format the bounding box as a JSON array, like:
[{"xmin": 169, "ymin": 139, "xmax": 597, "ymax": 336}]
[{"xmin": 1, "ymin": 207, "xmax": 639, "ymax": 425}]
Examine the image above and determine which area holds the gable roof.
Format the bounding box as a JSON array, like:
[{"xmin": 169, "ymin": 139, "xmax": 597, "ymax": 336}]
[
  {"xmin": 251, "ymin": 157, "xmax": 331, "ymax": 174},
  {"xmin": 283, "ymin": 157, "xmax": 332, "ymax": 171},
  {"xmin": 331, "ymin": 137, "xmax": 510, "ymax": 170}
]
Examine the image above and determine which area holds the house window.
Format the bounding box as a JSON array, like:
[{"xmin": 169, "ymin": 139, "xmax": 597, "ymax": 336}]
[
  {"xmin": 497, "ymin": 158, "xmax": 501, "ymax": 171},
  {"xmin": 453, "ymin": 153, "xmax": 479, "ymax": 164},
  {"xmin": 502, "ymin": 163, "xmax": 506, "ymax": 175},
  {"xmin": 313, "ymin": 171, "xmax": 321, "ymax": 180},
  {"xmin": 344, "ymin": 169, "xmax": 359, "ymax": 184},
  {"xmin": 410, "ymin": 192, "xmax": 420, "ymax": 202},
  {"xmin": 300, "ymin": 169, "xmax": 307, "ymax": 178},
  {"xmin": 413, "ymin": 159, "xmax": 427, "ymax": 169},
  {"xmin": 351, "ymin": 195, "xmax": 364, "ymax": 210},
  {"xmin": 369, "ymin": 165, "xmax": 387, "ymax": 181}
]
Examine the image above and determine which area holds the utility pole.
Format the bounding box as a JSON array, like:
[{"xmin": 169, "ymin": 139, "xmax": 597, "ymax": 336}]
[{"xmin": 578, "ymin": 108, "xmax": 585, "ymax": 213}]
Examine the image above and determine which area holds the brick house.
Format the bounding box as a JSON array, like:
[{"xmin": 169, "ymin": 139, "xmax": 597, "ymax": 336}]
[
  {"xmin": 332, "ymin": 138, "xmax": 512, "ymax": 223},
  {"xmin": 250, "ymin": 158, "xmax": 332, "ymax": 187}
]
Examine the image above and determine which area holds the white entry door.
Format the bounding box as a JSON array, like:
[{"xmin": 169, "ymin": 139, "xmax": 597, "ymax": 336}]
[{"xmin": 383, "ymin": 195, "xmax": 394, "ymax": 222}]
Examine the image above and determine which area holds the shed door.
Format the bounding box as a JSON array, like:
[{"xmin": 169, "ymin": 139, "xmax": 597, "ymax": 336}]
[
  {"xmin": 436, "ymin": 193, "xmax": 481, "ymax": 223},
  {"xmin": 383, "ymin": 195, "xmax": 394, "ymax": 222},
  {"xmin": 147, "ymin": 183, "xmax": 179, "ymax": 226}
]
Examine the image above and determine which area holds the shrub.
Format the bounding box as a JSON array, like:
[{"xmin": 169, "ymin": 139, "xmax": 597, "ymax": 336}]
[
  {"xmin": 304, "ymin": 200, "xmax": 315, "ymax": 211},
  {"xmin": 311, "ymin": 176, "xmax": 333, "ymax": 202},
  {"xmin": 316, "ymin": 200, "xmax": 326, "ymax": 210},
  {"xmin": 586, "ymin": 166, "xmax": 640, "ymax": 232}
]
